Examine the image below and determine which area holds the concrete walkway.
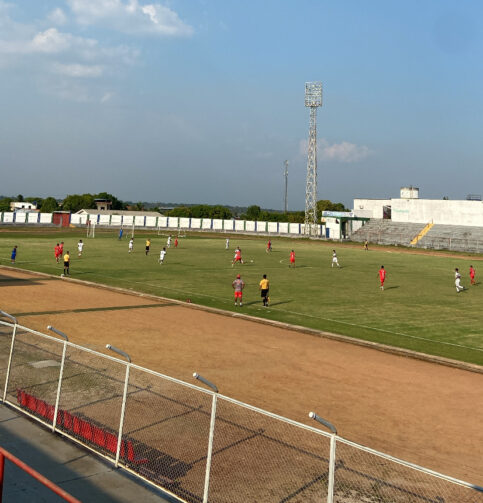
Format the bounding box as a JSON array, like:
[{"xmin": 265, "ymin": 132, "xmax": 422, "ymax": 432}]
[{"xmin": 0, "ymin": 404, "xmax": 176, "ymax": 502}]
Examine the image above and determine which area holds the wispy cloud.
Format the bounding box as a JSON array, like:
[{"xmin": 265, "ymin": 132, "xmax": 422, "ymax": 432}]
[
  {"xmin": 48, "ymin": 8, "xmax": 67, "ymax": 26},
  {"xmin": 53, "ymin": 62, "xmax": 104, "ymax": 78},
  {"xmin": 67, "ymin": 0, "xmax": 194, "ymax": 36},
  {"xmin": 299, "ymin": 138, "xmax": 372, "ymax": 163}
]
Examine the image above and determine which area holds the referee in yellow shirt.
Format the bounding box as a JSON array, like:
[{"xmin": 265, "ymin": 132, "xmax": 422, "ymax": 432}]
[{"xmin": 259, "ymin": 274, "xmax": 270, "ymax": 307}]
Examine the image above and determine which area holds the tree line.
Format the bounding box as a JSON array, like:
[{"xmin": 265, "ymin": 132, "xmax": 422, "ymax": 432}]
[{"xmin": 0, "ymin": 193, "xmax": 347, "ymax": 222}]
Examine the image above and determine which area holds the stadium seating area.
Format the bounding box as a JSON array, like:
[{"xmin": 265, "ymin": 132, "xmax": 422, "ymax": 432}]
[
  {"xmin": 350, "ymin": 220, "xmax": 425, "ymax": 246},
  {"xmin": 416, "ymin": 224, "xmax": 483, "ymax": 253},
  {"xmin": 351, "ymin": 220, "xmax": 483, "ymax": 253}
]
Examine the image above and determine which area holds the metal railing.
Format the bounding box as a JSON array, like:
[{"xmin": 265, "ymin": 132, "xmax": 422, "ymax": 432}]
[
  {"xmin": 0, "ymin": 316, "xmax": 482, "ymax": 503},
  {"xmin": 0, "ymin": 446, "xmax": 81, "ymax": 503}
]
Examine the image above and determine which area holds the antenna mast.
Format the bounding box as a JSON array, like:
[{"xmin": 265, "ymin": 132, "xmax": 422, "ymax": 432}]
[
  {"xmin": 304, "ymin": 82, "xmax": 322, "ymax": 236},
  {"xmin": 284, "ymin": 160, "xmax": 289, "ymax": 213}
]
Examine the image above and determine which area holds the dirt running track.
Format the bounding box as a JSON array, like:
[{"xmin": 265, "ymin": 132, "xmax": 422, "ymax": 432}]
[{"xmin": 1, "ymin": 267, "xmax": 482, "ymax": 486}]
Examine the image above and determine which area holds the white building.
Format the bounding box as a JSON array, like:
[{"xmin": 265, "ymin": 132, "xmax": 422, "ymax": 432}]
[
  {"xmin": 353, "ymin": 188, "xmax": 483, "ymax": 227},
  {"xmin": 10, "ymin": 201, "xmax": 37, "ymax": 211}
]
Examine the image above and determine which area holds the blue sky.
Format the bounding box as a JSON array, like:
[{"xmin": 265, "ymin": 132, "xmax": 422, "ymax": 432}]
[{"xmin": 1, "ymin": 1, "xmax": 483, "ymax": 209}]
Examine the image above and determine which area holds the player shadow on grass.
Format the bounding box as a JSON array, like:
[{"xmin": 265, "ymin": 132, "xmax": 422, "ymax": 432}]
[
  {"xmin": 242, "ymin": 300, "xmax": 292, "ymax": 307},
  {"xmin": 384, "ymin": 286, "xmax": 399, "ymax": 290}
]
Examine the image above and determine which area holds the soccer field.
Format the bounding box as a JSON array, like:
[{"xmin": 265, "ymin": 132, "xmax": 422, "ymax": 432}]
[{"xmin": 1, "ymin": 227, "xmax": 483, "ymax": 366}]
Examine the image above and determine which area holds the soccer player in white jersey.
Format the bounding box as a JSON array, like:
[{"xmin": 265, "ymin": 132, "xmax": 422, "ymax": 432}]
[
  {"xmin": 331, "ymin": 249, "xmax": 340, "ymax": 268},
  {"xmin": 77, "ymin": 239, "xmax": 84, "ymax": 257},
  {"xmin": 159, "ymin": 247, "xmax": 167, "ymax": 264}
]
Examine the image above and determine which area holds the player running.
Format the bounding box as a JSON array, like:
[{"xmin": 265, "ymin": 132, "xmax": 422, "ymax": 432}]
[
  {"xmin": 379, "ymin": 265, "xmax": 386, "ymax": 290},
  {"xmin": 128, "ymin": 238, "xmax": 134, "ymax": 253},
  {"xmin": 232, "ymin": 274, "xmax": 245, "ymax": 307},
  {"xmin": 266, "ymin": 240, "xmax": 272, "ymax": 253},
  {"xmin": 289, "ymin": 250, "xmax": 295, "ymax": 268},
  {"xmin": 159, "ymin": 247, "xmax": 167, "ymax": 264},
  {"xmin": 470, "ymin": 265, "xmax": 476, "ymax": 285},
  {"xmin": 331, "ymin": 250, "xmax": 340, "ymax": 268},
  {"xmin": 77, "ymin": 239, "xmax": 84, "ymax": 257},
  {"xmin": 455, "ymin": 268, "xmax": 464, "ymax": 293},
  {"xmin": 232, "ymin": 247, "xmax": 244, "ymax": 266}
]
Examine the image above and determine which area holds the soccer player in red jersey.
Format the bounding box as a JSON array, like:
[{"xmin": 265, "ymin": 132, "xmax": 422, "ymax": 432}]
[
  {"xmin": 470, "ymin": 265, "xmax": 476, "ymax": 285},
  {"xmin": 289, "ymin": 250, "xmax": 295, "ymax": 268},
  {"xmin": 232, "ymin": 247, "xmax": 243, "ymax": 266},
  {"xmin": 54, "ymin": 243, "xmax": 60, "ymax": 263},
  {"xmin": 379, "ymin": 265, "xmax": 386, "ymax": 290}
]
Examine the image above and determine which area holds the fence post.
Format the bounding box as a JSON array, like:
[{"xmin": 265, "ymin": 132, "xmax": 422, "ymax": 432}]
[
  {"xmin": 309, "ymin": 412, "xmax": 337, "ymax": 503},
  {"xmin": 47, "ymin": 326, "xmax": 69, "ymax": 432},
  {"xmin": 193, "ymin": 373, "xmax": 218, "ymax": 503},
  {"xmin": 1, "ymin": 311, "xmax": 18, "ymax": 403},
  {"xmin": 106, "ymin": 345, "xmax": 131, "ymax": 468}
]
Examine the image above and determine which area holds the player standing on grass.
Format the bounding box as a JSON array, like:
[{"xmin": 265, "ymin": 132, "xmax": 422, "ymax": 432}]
[
  {"xmin": 128, "ymin": 238, "xmax": 134, "ymax": 253},
  {"xmin": 455, "ymin": 268, "xmax": 464, "ymax": 292},
  {"xmin": 378, "ymin": 265, "xmax": 386, "ymax": 290},
  {"xmin": 174, "ymin": 237, "xmax": 178, "ymax": 248},
  {"xmin": 11, "ymin": 246, "xmax": 17, "ymax": 264},
  {"xmin": 63, "ymin": 251, "xmax": 70, "ymax": 276},
  {"xmin": 59, "ymin": 242, "xmax": 64, "ymax": 256},
  {"xmin": 232, "ymin": 274, "xmax": 245, "ymax": 307},
  {"xmin": 259, "ymin": 274, "xmax": 269, "ymax": 307},
  {"xmin": 54, "ymin": 243, "xmax": 60, "ymax": 263},
  {"xmin": 225, "ymin": 238, "xmax": 230, "ymax": 250},
  {"xmin": 470, "ymin": 265, "xmax": 476, "ymax": 285},
  {"xmin": 145, "ymin": 239, "xmax": 151, "ymax": 256},
  {"xmin": 77, "ymin": 239, "xmax": 84, "ymax": 257},
  {"xmin": 167, "ymin": 235, "xmax": 171, "ymax": 248},
  {"xmin": 331, "ymin": 250, "xmax": 340, "ymax": 268},
  {"xmin": 289, "ymin": 250, "xmax": 296, "ymax": 268},
  {"xmin": 266, "ymin": 240, "xmax": 272, "ymax": 253},
  {"xmin": 364, "ymin": 240, "xmax": 369, "ymax": 251},
  {"xmin": 159, "ymin": 247, "xmax": 167, "ymax": 264}
]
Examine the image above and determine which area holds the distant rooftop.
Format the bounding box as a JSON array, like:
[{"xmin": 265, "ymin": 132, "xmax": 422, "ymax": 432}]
[{"xmin": 76, "ymin": 209, "xmax": 164, "ymax": 217}]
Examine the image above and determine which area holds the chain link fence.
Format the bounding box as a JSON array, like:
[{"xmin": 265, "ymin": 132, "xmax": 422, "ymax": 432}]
[{"xmin": 1, "ymin": 319, "xmax": 482, "ymax": 503}]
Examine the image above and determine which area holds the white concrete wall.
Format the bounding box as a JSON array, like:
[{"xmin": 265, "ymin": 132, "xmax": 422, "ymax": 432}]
[
  {"xmin": 40, "ymin": 213, "xmax": 53, "ymax": 224},
  {"xmin": 201, "ymin": 218, "xmax": 212, "ymax": 229},
  {"xmin": 256, "ymin": 221, "xmax": 267, "ymax": 232},
  {"xmin": 179, "ymin": 217, "xmax": 190, "ymax": 229},
  {"xmin": 190, "ymin": 218, "xmax": 201, "ymax": 229},
  {"xmin": 245, "ymin": 221, "xmax": 256, "ymax": 232},
  {"xmin": 224, "ymin": 219, "xmax": 234, "ymax": 231},
  {"xmin": 213, "ymin": 219, "xmax": 223, "ymax": 230},
  {"xmin": 391, "ymin": 199, "xmax": 483, "ymax": 226},
  {"xmin": 267, "ymin": 222, "xmax": 278, "ymax": 233},
  {"xmin": 145, "ymin": 216, "xmax": 157, "ymax": 227},
  {"xmin": 168, "ymin": 217, "xmax": 179, "ymax": 228},
  {"xmin": 353, "ymin": 199, "xmax": 391, "ymax": 219},
  {"xmin": 3, "ymin": 213, "xmax": 13, "ymax": 223},
  {"xmin": 27, "ymin": 213, "xmax": 38, "ymax": 223},
  {"xmin": 123, "ymin": 215, "xmax": 134, "ymax": 226},
  {"xmin": 235, "ymin": 220, "xmax": 245, "ymax": 231},
  {"xmin": 15, "ymin": 213, "xmax": 26, "ymax": 223},
  {"xmin": 134, "ymin": 215, "xmax": 145, "ymax": 226},
  {"xmin": 279, "ymin": 222, "xmax": 289, "ymax": 234},
  {"xmin": 99, "ymin": 215, "xmax": 110, "ymax": 225}
]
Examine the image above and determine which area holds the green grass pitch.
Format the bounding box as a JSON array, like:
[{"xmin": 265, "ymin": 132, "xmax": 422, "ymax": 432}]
[{"xmin": 1, "ymin": 227, "xmax": 482, "ymax": 366}]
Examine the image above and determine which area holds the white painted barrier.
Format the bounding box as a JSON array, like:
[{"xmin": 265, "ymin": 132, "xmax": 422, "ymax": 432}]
[
  {"xmin": 245, "ymin": 220, "xmax": 256, "ymax": 232},
  {"xmin": 168, "ymin": 217, "xmax": 179, "ymax": 229},
  {"xmin": 134, "ymin": 216, "xmax": 145, "ymax": 227},
  {"xmin": 224, "ymin": 219, "xmax": 235, "ymax": 231},
  {"xmin": 279, "ymin": 222, "xmax": 289, "ymax": 233},
  {"xmin": 123, "ymin": 215, "xmax": 134, "ymax": 226},
  {"xmin": 110, "ymin": 215, "xmax": 122, "ymax": 226},
  {"xmin": 27, "ymin": 213, "xmax": 39, "ymax": 224},
  {"xmin": 145, "ymin": 216, "xmax": 157, "ymax": 227},
  {"xmin": 213, "ymin": 219, "xmax": 223, "ymax": 230},
  {"xmin": 3, "ymin": 213, "xmax": 13, "ymax": 223},
  {"xmin": 15, "ymin": 213, "xmax": 26, "ymax": 224},
  {"xmin": 235, "ymin": 220, "xmax": 245, "ymax": 231},
  {"xmin": 191, "ymin": 218, "xmax": 201, "ymax": 229},
  {"xmin": 99, "ymin": 215, "xmax": 110, "ymax": 225},
  {"xmin": 256, "ymin": 221, "xmax": 267, "ymax": 233},
  {"xmin": 179, "ymin": 217, "xmax": 190, "ymax": 229}
]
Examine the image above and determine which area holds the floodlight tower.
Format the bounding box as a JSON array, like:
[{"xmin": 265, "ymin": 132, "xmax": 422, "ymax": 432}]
[
  {"xmin": 304, "ymin": 82, "xmax": 322, "ymax": 236},
  {"xmin": 283, "ymin": 160, "xmax": 289, "ymax": 213}
]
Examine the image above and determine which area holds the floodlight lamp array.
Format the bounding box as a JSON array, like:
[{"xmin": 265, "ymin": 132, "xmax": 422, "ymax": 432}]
[{"xmin": 305, "ymin": 82, "xmax": 323, "ymax": 107}]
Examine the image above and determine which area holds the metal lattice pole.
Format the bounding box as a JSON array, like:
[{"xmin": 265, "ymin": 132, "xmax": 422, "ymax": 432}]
[
  {"xmin": 284, "ymin": 160, "xmax": 289, "ymax": 213},
  {"xmin": 304, "ymin": 82, "xmax": 322, "ymax": 236}
]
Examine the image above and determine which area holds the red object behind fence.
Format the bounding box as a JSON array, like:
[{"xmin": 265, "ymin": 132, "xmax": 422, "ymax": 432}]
[{"xmin": 0, "ymin": 446, "xmax": 81, "ymax": 503}]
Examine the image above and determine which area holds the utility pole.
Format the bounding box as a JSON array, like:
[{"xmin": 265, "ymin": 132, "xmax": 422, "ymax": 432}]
[{"xmin": 284, "ymin": 160, "xmax": 289, "ymax": 213}]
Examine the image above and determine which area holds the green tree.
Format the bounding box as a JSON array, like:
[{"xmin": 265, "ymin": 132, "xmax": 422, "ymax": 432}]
[
  {"xmin": 316, "ymin": 200, "xmax": 347, "ymax": 214},
  {"xmin": 16, "ymin": 194, "xmax": 24, "ymax": 202},
  {"xmin": 62, "ymin": 194, "xmax": 96, "ymax": 212},
  {"xmin": 245, "ymin": 205, "xmax": 261, "ymax": 220},
  {"xmin": 167, "ymin": 206, "xmax": 192, "ymax": 217},
  {"xmin": 0, "ymin": 198, "xmax": 13, "ymax": 212},
  {"xmin": 40, "ymin": 197, "xmax": 59, "ymax": 213},
  {"xmin": 95, "ymin": 192, "xmax": 126, "ymax": 210}
]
